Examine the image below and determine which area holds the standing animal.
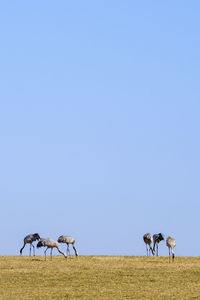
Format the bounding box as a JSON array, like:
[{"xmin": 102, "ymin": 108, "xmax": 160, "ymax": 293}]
[
  {"xmin": 57, "ymin": 235, "xmax": 78, "ymax": 256},
  {"xmin": 20, "ymin": 233, "xmax": 40, "ymax": 256},
  {"xmin": 143, "ymin": 233, "xmax": 154, "ymax": 256},
  {"xmin": 166, "ymin": 236, "xmax": 176, "ymax": 262},
  {"xmin": 153, "ymin": 233, "xmax": 164, "ymax": 256},
  {"xmin": 37, "ymin": 238, "xmax": 67, "ymax": 260}
]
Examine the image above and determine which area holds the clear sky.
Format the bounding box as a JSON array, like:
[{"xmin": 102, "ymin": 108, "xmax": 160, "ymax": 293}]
[{"xmin": 0, "ymin": 1, "xmax": 200, "ymax": 256}]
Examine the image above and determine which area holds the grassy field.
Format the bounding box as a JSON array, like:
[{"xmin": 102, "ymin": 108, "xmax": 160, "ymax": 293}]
[{"xmin": 0, "ymin": 256, "xmax": 199, "ymax": 299}]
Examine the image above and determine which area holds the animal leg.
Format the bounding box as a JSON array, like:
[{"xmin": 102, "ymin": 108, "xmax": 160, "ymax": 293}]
[
  {"xmin": 29, "ymin": 244, "xmax": 32, "ymax": 256},
  {"xmin": 73, "ymin": 245, "xmax": 78, "ymax": 256},
  {"xmin": 32, "ymin": 244, "xmax": 35, "ymax": 256},
  {"xmin": 172, "ymin": 249, "xmax": 175, "ymax": 262},
  {"xmin": 44, "ymin": 247, "xmax": 48, "ymax": 261},
  {"xmin": 50, "ymin": 248, "xmax": 53, "ymax": 260},
  {"xmin": 66, "ymin": 244, "xmax": 70, "ymax": 256}
]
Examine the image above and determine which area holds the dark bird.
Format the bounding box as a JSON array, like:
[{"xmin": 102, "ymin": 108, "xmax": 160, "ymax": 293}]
[
  {"xmin": 153, "ymin": 233, "xmax": 164, "ymax": 256},
  {"xmin": 20, "ymin": 233, "xmax": 40, "ymax": 256}
]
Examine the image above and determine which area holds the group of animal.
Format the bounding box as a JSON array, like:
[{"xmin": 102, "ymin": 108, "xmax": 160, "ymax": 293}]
[
  {"xmin": 20, "ymin": 232, "xmax": 175, "ymax": 262},
  {"xmin": 20, "ymin": 233, "xmax": 78, "ymax": 260},
  {"xmin": 143, "ymin": 233, "xmax": 176, "ymax": 262}
]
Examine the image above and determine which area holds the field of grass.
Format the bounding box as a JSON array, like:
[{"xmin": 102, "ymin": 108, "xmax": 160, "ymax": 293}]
[{"xmin": 0, "ymin": 255, "xmax": 199, "ymax": 299}]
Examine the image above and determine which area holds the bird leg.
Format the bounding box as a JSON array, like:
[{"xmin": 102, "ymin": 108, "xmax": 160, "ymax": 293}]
[
  {"xmin": 67, "ymin": 244, "xmax": 70, "ymax": 256},
  {"xmin": 172, "ymin": 250, "xmax": 175, "ymax": 262},
  {"xmin": 146, "ymin": 245, "xmax": 148, "ymax": 256},
  {"xmin": 44, "ymin": 247, "xmax": 48, "ymax": 261},
  {"xmin": 73, "ymin": 246, "xmax": 78, "ymax": 256},
  {"xmin": 32, "ymin": 244, "xmax": 35, "ymax": 256}
]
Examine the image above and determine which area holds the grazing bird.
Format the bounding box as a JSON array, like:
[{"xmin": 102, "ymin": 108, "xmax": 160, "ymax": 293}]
[
  {"xmin": 57, "ymin": 235, "xmax": 78, "ymax": 256},
  {"xmin": 37, "ymin": 238, "xmax": 67, "ymax": 260},
  {"xmin": 153, "ymin": 233, "xmax": 164, "ymax": 256},
  {"xmin": 20, "ymin": 233, "xmax": 40, "ymax": 256},
  {"xmin": 143, "ymin": 233, "xmax": 155, "ymax": 256},
  {"xmin": 166, "ymin": 236, "xmax": 176, "ymax": 262}
]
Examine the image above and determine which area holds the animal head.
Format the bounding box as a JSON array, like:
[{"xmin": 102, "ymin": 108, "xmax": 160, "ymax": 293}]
[
  {"xmin": 158, "ymin": 233, "xmax": 164, "ymax": 241},
  {"xmin": 33, "ymin": 233, "xmax": 40, "ymax": 240},
  {"xmin": 57, "ymin": 235, "xmax": 64, "ymax": 243},
  {"xmin": 37, "ymin": 240, "xmax": 44, "ymax": 248}
]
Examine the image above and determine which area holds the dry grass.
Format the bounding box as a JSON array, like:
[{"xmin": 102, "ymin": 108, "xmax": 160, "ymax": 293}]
[{"xmin": 0, "ymin": 256, "xmax": 199, "ymax": 299}]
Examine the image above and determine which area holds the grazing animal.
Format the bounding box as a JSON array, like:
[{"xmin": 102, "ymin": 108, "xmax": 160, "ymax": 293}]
[
  {"xmin": 166, "ymin": 236, "xmax": 176, "ymax": 262},
  {"xmin": 37, "ymin": 238, "xmax": 67, "ymax": 260},
  {"xmin": 143, "ymin": 233, "xmax": 154, "ymax": 256},
  {"xmin": 20, "ymin": 233, "xmax": 40, "ymax": 256},
  {"xmin": 57, "ymin": 235, "xmax": 78, "ymax": 256},
  {"xmin": 153, "ymin": 233, "xmax": 164, "ymax": 256}
]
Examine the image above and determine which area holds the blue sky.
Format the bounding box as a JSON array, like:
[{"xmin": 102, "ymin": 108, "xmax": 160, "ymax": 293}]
[{"xmin": 0, "ymin": 1, "xmax": 200, "ymax": 256}]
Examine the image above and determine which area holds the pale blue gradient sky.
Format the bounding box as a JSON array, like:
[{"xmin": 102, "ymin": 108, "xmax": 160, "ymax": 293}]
[{"xmin": 0, "ymin": 1, "xmax": 200, "ymax": 256}]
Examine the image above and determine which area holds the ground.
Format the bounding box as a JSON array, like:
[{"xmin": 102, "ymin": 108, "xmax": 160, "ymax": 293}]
[{"xmin": 0, "ymin": 256, "xmax": 199, "ymax": 299}]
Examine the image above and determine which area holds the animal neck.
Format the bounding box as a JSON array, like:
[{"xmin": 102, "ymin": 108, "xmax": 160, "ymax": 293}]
[
  {"xmin": 150, "ymin": 246, "xmax": 155, "ymax": 256},
  {"xmin": 153, "ymin": 242, "xmax": 156, "ymax": 252}
]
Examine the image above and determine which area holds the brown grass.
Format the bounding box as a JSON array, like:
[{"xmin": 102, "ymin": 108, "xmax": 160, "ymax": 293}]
[{"xmin": 0, "ymin": 256, "xmax": 199, "ymax": 299}]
